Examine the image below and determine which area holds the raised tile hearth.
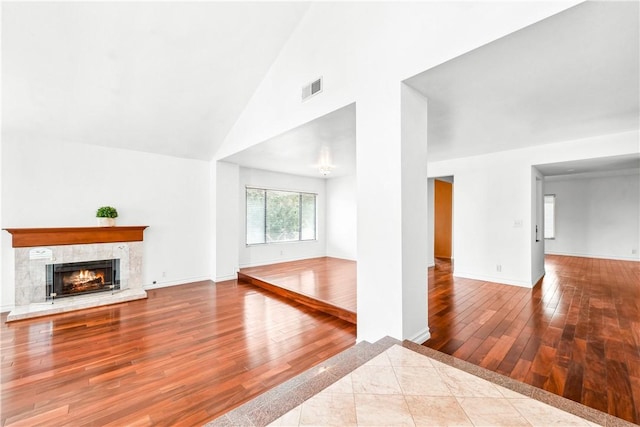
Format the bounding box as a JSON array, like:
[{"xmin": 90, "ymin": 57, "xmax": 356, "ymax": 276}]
[{"xmin": 3, "ymin": 227, "xmax": 148, "ymax": 322}]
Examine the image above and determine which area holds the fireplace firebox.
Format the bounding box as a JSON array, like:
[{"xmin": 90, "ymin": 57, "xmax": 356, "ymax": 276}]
[{"xmin": 46, "ymin": 259, "xmax": 120, "ymax": 299}]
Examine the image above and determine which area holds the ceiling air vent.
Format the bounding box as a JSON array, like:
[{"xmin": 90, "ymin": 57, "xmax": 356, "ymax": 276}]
[{"xmin": 302, "ymin": 77, "xmax": 323, "ymax": 101}]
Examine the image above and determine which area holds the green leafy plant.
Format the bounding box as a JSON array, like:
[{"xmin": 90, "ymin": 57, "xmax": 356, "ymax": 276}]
[{"xmin": 96, "ymin": 206, "xmax": 118, "ymax": 218}]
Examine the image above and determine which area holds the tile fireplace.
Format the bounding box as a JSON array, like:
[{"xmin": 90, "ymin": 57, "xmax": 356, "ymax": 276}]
[{"xmin": 3, "ymin": 226, "xmax": 148, "ymax": 321}]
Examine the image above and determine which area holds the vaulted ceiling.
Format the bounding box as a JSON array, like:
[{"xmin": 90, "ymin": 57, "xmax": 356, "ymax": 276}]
[
  {"xmin": 220, "ymin": 1, "xmax": 639, "ymax": 179},
  {"xmin": 2, "ymin": 2, "xmax": 309, "ymax": 160},
  {"xmin": 2, "ymin": 1, "xmax": 638, "ymax": 176},
  {"xmin": 223, "ymin": 104, "xmax": 357, "ymax": 179}
]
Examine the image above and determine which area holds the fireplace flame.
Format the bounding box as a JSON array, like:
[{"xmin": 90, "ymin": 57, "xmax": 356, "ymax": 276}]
[{"xmin": 65, "ymin": 269, "xmax": 105, "ymax": 286}]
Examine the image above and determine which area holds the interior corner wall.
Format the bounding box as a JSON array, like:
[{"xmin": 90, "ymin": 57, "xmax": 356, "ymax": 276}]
[
  {"xmin": 544, "ymin": 170, "xmax": 640, "ymax": 261},
  {"xmin": 326, "ymin": 174, "xmax": 357, "ymax": 260},
  {"xmin": 1, "ymin": 138, "xmax": 211, "ymax": 311},
  {"xmin": 238, "ymin": 167, "xmax": 327, "ymax": 268}
]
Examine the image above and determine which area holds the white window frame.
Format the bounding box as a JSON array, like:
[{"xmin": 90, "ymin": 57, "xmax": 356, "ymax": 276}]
[{"xmin": 245, "ymin": 187, "xmax": 317, "ymax": 246}]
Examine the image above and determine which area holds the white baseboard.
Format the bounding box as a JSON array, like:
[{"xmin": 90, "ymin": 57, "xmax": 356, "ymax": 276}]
[
  {"xmin": 545, "ymin": 251, "xmax": 640, "ymax": 262},
  {"xmin": 407, "ymin": 327, "xmax": 431, "ymax": 344},
  {"xmin": 453, "ymin": 271, "xmax": 534, "ymax": 288},
  {"xmin": 325, "ymin": 253, "xmax": 357, "ymax": 261},
  {"xmin": 214, "ymin": 274, "xmax": 237, "ymax": 282},
  {"xmin": 532, "ymin": 270, "xmax": 545, "ymax": 286},
  {"xmin": 144, "ymin": 276, "xmax": 210, "ymax": 290}
]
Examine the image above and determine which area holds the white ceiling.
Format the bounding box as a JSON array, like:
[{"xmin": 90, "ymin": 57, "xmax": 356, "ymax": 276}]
[
  {"xmin": 406, "ymin": 1, "xmax": 639, "ymax": 163},
  {"xmin": 3, "ymin": 2, "xmax": 638, "ymax": 178},
  {"xmin": 223, "ymin": 104, "xmax": 356, "ymax": 179},
  {"xmin": 535, "ymin": 154, "xmax": 640, "ymax": 177},
  {"xmin": 1, "ymin": 2, "xmax": 310, "ymax": 160},
  {"xmin": 221, "ymin": 1, "xmax": 638, "ymax": 179}
]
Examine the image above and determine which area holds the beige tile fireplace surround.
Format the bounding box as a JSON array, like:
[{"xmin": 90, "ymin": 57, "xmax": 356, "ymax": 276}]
[{"xmin": 3, "ymin": 227, "xmax": 148, "ymax": 322}]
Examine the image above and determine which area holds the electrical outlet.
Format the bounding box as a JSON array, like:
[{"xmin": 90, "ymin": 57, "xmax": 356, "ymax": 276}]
[
  {"xmin": 162, "ymin": 271, "xmax": 167, "ymax": 278},
  {"xmin": 633, "ymin": 249, "xmax": 638, "ymax": 255},
  {"xmin": 496, "ymin": 264, "xmax": 502, "ymax": 272}
]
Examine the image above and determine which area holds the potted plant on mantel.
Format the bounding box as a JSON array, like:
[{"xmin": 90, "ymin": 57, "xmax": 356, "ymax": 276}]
[{"xmin": 96, "ymin": 206, "xmax": 118, "ymax": 227}]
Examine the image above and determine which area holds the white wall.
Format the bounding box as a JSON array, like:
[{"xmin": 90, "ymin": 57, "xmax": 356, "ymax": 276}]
[
  {"xmin": 400, "ymin": 83, "xmax": 429, "ymax": 342},
  {"xmin": 443, "ymin": 154, "xmax": 533, "ymax": 287},
  {"xmin": 326, "ymin": 174, "xmax": 357, "ymax": 260},
  {"xmin": 238, "ymin": 167, "xmax": 326, "ymax": 268},
  {"xmin": 214, "ymin": 161, "xmax": 239, "ymax": 281},
  {"xmin": 214, "ymin": 1, "xmax": 580, "ymax": 343},
  {"xmin": 532, "ymin": 168, "xmax": 546, "ymax": 284},
  {"xmin": 428, "ymin": 130, "xmax": 640, "ymax": 288},
  {"xmin": 1, "ymin": 138, "xmax": 211, "ymax": 311},
  {"xmin": 545, "ymin": 169, "xmax": 640, "ymax": 261}
]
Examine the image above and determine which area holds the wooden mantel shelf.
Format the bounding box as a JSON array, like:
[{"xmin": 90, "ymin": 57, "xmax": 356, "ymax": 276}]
[{"xmin": 3, "ymin": 226, "xmax": 148, "ymax": 248}]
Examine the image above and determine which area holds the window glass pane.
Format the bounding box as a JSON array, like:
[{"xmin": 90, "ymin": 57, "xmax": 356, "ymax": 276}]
[
  {"xmin": 246, "ymin": 188, "xmax": 317, "ymax": 245},
  {"xmin": 301, "ymin": 193, "xmax": 316, "ymax": 240},
  {"xmin": 246, "ymin": 189, "xmax": 265, "ymax": 244},
  {"xmin": 266, "ymin": 190, "xmax": 300, "ymax": 242},
  {"xmin": 544, "ymin": 194, "xmax": 555, "ymax": 239}
]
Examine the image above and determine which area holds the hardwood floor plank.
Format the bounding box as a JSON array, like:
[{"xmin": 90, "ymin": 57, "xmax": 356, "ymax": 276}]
[
  {"xmin": 563, "ymin": 361, "xmax": 584, "ymax": 402},
  {"xmin": 479, "ymin": 334, "xmax": 515, "ymax": 371},
  {"xmin": 424, "ymin": 255, "xmax": 640, "ymax": 424},
  {"xmin": 1, "ymin": 280, "xmax": 355, "ymax": 425},
  {"xmin": 4, "ymin": 254, "xmax": 638, "ymax": 425}
]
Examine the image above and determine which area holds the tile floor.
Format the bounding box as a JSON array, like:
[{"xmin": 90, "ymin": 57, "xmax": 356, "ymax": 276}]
[
  {"xmin": 209, "ymin": 338, "xmax": 633, "ymax": 426},
  {"xmin": 267, "ymin": 345, "xmax": 600, "ymax": 426}
]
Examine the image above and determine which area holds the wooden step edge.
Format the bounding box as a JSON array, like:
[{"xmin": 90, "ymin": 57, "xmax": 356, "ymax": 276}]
[{"xmin": 237, "ymin": 272, "xmax": 356, "ymax": 325}]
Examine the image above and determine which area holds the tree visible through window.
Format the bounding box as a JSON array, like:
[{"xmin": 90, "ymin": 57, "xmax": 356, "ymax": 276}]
[
  {"xmin": 544, "ymin": 194, "xmax": 556, "ymax": 239},
  {"xmin": 246, "ymin": 188, "xmax": 317, "ymax": 245}
]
